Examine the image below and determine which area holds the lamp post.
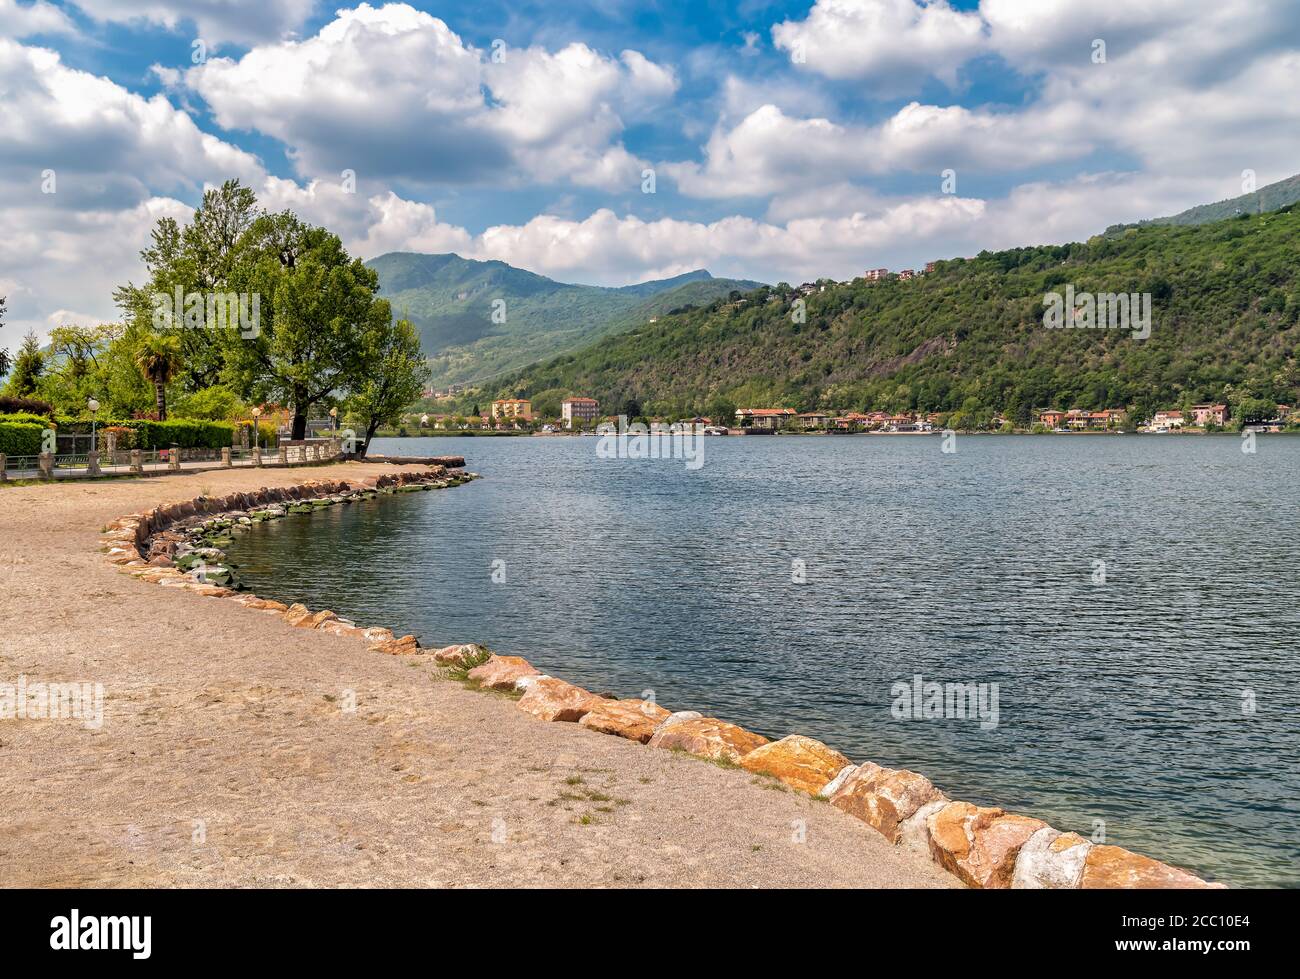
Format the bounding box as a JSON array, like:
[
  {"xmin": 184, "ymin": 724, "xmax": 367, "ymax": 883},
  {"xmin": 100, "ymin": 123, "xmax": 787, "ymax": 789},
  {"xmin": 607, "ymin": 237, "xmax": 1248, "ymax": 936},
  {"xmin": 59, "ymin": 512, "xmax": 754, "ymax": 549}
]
[
  {"xmin": 88, "ymin": 398, "xmax": 99, "ymax": 452},
  {"xmin": 251, "ymin": 406, "xmax": 262, "ymax": 453}
]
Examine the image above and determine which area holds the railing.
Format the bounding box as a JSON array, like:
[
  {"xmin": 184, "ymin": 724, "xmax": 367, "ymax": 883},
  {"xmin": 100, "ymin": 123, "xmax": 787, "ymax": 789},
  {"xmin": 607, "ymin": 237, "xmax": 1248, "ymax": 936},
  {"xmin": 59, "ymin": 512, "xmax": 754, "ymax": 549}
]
[{"xmin": 0, "ymin": 438, "xmax": 343, "ymax": 482}]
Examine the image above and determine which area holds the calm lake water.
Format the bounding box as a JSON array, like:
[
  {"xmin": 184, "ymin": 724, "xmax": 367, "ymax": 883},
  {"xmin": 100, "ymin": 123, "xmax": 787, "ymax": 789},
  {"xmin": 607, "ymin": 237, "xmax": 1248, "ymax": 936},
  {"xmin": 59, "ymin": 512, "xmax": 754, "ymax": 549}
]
[{"xmin": 225, "ymin": 434, "xmax": 1300, "ymax": 887}]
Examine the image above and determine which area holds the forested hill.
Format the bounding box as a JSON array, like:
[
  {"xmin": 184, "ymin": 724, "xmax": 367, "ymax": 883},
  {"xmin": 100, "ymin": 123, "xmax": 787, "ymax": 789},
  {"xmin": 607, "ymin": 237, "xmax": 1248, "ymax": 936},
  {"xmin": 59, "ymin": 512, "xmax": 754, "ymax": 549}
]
[
  {"xmin": 367, "ymin": 252, "xmax": 761, "ymax": 389},
  {"xmin": 1107, "ymin": 172, "xmax": 1300, "ymax": 233},
  {"xmin": 476, "ymin": 206, "xmax": 1300, "ymax": 426}
]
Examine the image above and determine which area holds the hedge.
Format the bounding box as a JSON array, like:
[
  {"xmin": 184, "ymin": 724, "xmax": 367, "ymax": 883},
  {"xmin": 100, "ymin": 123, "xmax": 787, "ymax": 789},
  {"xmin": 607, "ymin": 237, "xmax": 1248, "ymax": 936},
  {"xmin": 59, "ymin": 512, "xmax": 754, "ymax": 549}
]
[
  {"xmin": 0, "ymin": 422, "xmax": 44, "ymax": 457},
  {"xmin": 53, "ymin": 418, "xmax": 238, "ymax": 449},
  {"xmin": 0, "ymin": 412, "xmax": 52, "ymax": 427}
]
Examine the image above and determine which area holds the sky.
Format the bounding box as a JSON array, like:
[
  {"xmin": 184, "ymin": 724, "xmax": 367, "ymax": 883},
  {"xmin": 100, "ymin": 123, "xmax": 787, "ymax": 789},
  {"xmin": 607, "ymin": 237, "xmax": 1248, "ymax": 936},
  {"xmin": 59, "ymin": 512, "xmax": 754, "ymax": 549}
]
[{"xmin": 3, "ymin": 0, "xmax": 1300, "ymax": 342}]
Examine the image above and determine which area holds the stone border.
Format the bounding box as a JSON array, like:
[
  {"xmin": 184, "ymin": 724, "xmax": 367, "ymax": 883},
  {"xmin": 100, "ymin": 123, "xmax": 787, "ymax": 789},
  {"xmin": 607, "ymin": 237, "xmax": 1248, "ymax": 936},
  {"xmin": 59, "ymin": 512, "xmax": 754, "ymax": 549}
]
[{"xmin": 101, "ymin": 468, "xmax": 1224, "ymax": 891}]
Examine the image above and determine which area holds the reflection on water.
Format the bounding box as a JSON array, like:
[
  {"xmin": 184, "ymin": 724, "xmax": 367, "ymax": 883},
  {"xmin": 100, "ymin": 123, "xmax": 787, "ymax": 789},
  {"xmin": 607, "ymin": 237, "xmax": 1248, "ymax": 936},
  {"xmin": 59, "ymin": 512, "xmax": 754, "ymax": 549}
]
[{"xmin": 224, "ymin": 434, "xmax": 1300, "ymax": 887}]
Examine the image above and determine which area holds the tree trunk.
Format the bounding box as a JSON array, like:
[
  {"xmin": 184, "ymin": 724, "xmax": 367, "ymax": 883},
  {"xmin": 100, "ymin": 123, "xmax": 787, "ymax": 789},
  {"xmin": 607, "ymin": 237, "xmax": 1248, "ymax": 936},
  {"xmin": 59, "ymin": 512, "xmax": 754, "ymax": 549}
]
[
  {"xmin": 291, "ymin": 384, "xmax": 308, "ymax": 440},
  {"xmin": 155, "ymin": 380, "xmax": 167, "ymax": 421},
  {"xmin": 359, "ymin": 420, "xmax": 380, "ymax": 459}
]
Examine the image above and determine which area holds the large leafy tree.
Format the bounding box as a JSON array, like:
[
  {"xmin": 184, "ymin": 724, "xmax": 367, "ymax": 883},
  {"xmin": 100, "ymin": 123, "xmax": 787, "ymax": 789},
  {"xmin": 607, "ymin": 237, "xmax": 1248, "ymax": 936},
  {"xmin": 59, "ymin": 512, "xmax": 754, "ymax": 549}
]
[
  {"xmin": 225, "ymin": 211, "xmax": 392, "ymax": 439},
  {"xmin": 135, "ymin": 332, "xmax": 184, "ymax": 420},
  {"xmin": 115, "ymin": 179, "xmax": 259, "ymax": 391},
  {"xmin": 347, "ymin": 317, "xmax": 430, "ymax": 456}
]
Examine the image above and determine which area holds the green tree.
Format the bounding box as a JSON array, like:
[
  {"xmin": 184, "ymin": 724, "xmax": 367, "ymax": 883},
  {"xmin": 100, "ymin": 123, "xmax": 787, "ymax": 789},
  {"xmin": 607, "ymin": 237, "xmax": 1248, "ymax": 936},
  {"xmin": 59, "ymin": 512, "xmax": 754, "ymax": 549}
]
[
  {"xmin": 225, "ymin": 212, "xmax": 390, "ymax": 440},
  {"xmin": 346, "ymin": 318, "xmax": 429, "ymax": 457},
  {"xmin": 4, "ymin": 332, "xmax": 44, "ymax": 397},
  {"xmin": 116, "ymin": 179, "xmax": 260, "ymax": 391},
  {"xmin": 135, "ymin": 332, "xmax": 184, "ymax": 420}
]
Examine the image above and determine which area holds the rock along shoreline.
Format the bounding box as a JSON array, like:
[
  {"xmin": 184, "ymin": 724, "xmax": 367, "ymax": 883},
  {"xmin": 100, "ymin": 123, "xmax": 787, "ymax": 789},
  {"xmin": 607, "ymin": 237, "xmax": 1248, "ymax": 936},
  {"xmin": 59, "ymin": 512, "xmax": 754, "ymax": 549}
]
[{"xmin": 99, "ymin": 462, "xmax": 1224, "ymax": 890}]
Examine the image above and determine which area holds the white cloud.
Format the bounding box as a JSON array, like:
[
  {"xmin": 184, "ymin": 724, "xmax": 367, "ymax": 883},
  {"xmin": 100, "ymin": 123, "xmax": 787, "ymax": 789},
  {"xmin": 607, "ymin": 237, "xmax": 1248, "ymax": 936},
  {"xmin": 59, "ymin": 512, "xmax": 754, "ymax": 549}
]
[
  {"xmin": 0, "ymin": 0, "xmax": 76, "ymax": 38},
  {"xmin": 664, "ymin": 101, "xmax": 1083, "ymax": 198},
  {"xmin": 185, "ymin": 3, "xmax": 675, "ymax": 192},
  {"xmin": 772, "ymin": 0, "xmax": 985, "ymax": 90},
  {"xmin": 68, "ymin": 0, "xmax": 317, "ymax": 46}
]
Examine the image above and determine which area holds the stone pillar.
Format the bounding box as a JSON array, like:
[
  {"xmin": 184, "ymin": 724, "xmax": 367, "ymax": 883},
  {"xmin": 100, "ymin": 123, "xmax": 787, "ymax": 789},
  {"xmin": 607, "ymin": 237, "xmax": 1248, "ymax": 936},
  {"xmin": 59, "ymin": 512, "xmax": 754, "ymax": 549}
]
[
  {"xmin": 130, "ymin": 449, "xmax": 143, "ymax": 474},
  {"xmin": 168, "ymin": 448, "xmax": 181, "ymax": 471},
  {"xmin": 240, "ymin": 424, "xmax": 250, "ymax": 451},
  {"xmin": 221, "ymin": 447, "xmax": 232, "ymax": 468},
  {"xmin": 87, "ymin": 450, "xmax": 101, "ymax": 476},
  {"xmin": 253, "ymin": 447, "xmax": 263, "ymax": 468},
  {"xmin": 106, "ymin": 432, "xmax": 117, "ymax": 464},
  {"xmin": 0, "ymin": 453, "xmax": 6, "ymax": 483},
  {"xmin": 278, "ymin": 445, "xmax": 288, "ymax": 466},
  {"xmin": 38, "ymin": 452, "xmax": 53, "ymax": 480}
]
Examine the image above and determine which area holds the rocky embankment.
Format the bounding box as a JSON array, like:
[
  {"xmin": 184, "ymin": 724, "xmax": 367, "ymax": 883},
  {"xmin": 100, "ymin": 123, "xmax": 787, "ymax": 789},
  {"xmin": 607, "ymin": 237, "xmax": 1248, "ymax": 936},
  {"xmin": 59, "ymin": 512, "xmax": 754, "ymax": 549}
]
[{"xmin": 101, "ymin": 468, "xmax": 1223, "ymax": 891}]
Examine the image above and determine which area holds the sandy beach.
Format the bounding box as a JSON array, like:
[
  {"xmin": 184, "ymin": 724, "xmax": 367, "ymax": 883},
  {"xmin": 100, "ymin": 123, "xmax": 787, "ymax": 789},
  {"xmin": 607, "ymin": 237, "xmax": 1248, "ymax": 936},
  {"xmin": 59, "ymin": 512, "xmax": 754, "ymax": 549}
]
[{"xmin": 0, "ymin": 462, "xmax": 954, "ymax": 888}]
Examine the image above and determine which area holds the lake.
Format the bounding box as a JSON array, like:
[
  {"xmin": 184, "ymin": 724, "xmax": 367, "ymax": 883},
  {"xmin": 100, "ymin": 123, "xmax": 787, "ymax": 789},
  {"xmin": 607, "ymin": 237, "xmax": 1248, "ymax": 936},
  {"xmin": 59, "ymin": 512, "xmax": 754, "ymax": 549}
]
[{"xmin": 224, "ymin": 433, "xmax": 1300, "ymax": 887}]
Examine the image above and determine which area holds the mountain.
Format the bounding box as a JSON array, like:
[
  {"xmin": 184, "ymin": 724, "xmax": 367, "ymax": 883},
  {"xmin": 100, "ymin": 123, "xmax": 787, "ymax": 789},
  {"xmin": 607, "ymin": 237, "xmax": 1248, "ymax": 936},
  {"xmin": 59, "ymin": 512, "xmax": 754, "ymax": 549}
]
[
  {"xmin": 474, "ymin": 204, "xmax": 1300, "ymax": 424},
  {"xmin": 1107, "ymin": 172, "xmax": 1300, "ymax": 234},
  {"xmin": 366, "ymin": 252, "xmax": 761, "ymax": 388}
]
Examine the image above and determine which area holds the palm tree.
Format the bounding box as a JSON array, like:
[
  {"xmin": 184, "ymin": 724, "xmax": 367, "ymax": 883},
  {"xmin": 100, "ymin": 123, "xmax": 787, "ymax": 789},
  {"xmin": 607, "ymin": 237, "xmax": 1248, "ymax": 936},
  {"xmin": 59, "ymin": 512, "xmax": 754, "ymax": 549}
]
[{"xmin": 134, "ymin": 333, "xmax": 183, "ymax": 421}]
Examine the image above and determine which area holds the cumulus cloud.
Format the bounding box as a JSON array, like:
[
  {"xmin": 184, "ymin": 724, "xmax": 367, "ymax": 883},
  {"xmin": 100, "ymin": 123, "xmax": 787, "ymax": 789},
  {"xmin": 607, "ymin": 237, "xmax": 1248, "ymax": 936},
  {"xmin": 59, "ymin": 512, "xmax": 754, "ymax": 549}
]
[
  {"xmin": 0, "ymin": 0, "xmax": 76, "ymax": 38},
  {"xmin": 185, "ymin": 3, "xmax": 675, "ymax": 192},
  {"xmin": 664, "ymin": 102, "xmax": 1083, "ymax": 198},
  {"xmin": 772, "ymin": 0, "xmax": 985, "ymax": 90},
  {"xmin": 68, "ymin": 0, "xmax": 317, "ymax": 46}
]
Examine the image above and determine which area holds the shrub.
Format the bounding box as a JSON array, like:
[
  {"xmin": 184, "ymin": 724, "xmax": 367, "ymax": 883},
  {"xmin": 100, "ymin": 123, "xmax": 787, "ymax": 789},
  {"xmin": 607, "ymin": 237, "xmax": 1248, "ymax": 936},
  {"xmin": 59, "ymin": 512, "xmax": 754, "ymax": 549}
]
[
  {"xmin": 0, "ymin": 422, "xmax": 44, "ymax": 457},
  {"xmin": 98, "ymin": 425, "xmax": 136, "ymax": 452}
]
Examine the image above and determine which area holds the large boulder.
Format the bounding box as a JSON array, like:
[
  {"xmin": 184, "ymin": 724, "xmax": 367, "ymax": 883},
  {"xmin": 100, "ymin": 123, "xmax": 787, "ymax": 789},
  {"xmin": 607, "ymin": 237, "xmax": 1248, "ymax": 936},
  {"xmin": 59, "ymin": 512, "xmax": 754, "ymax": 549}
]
[
  {"xmin": 829, "ymin": 763, "xmax": 945, "ymax": 842},
  {"xmin": 1080, "ymin": 845, "xmax": 1223, "ymax": 889},
  {"xmin": 432, "ymin": 643, "xmax": 487, "ymax": 667},
  {"xmin": 579, "ymin": 698, "xmax": 671, "ymax": 743},
  {"xmin": 282, "ymin": 603, "xmax": 313, "ymax": 627},
  {"xmin": 301, "ymin": 610, "xmax": 338, "ymax": 629},
  {"xmin": 927, "ymin": 802, "xmax": 1047, "ymax": 888},
  {"xmin": 1012, "ymin": 827, "xmax": 1093, "ymax": 889},
  {"xmin": 467, "ymin": 654, "xmax": 541, "ymax": 691},
  {"xmin": 370, "ymin": 634, "xmax": 419, "ymax": 655},
  {"xmin": 517, "ymin": 677, "xmax": 606, "ymax": 722},
  {"xmin": 647, "ymin": 717, "xmax": 769, "ymax": 764},
  {"xmin": 740, "ymin": 735, "xmax": 852, "ymax": 794}
]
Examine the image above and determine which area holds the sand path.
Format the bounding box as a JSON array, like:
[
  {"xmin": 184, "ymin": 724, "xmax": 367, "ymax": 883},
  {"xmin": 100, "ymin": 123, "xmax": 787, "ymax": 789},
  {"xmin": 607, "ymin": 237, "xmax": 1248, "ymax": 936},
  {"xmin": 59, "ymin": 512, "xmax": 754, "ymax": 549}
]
[{"xmin": 0, "ymin": 462, "xmax": 954, "ymax": 887}]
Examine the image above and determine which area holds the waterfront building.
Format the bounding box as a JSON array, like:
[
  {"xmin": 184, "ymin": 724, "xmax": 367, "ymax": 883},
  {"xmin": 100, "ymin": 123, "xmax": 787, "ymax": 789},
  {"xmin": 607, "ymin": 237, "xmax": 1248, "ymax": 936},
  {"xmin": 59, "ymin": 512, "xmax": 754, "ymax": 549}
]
[
  {"xmin": 561, "ymin": 397, "xmax": 600, "ymax": 429},
  {"xmin": 491, "ymin": 398, "xmax": 532, "ymax": 421}
]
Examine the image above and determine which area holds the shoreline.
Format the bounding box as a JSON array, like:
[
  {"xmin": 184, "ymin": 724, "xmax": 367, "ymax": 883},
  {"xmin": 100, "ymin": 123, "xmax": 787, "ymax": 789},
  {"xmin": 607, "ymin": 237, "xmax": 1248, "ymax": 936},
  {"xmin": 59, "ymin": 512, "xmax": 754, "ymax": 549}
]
[
  {"xmin": 81, "ymin": 463, "xmax": 1224, "ymax": 890},
  {"xmin": 1, "ymin": 461, "xmax": 955, "ymax": 888}
]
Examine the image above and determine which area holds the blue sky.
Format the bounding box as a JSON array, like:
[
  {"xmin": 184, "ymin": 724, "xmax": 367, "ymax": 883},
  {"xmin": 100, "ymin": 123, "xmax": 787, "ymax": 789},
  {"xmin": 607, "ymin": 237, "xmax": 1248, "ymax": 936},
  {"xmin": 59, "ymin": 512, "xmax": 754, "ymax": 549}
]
[{"xmin": 3, "ymin": 1, "xmax": 1299, "ymax": 340}]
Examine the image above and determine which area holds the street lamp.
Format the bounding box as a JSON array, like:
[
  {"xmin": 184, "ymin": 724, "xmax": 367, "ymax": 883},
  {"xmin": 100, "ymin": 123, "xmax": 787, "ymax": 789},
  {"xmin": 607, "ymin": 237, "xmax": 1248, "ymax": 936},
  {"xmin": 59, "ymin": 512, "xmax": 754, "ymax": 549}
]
[
  {"xmin": 251, "ymin": 406, "xmax": 262, "ymax": 453},
  {"xmin": 88, "ymin": 398, "xmax": 100, "ymax": 453}
]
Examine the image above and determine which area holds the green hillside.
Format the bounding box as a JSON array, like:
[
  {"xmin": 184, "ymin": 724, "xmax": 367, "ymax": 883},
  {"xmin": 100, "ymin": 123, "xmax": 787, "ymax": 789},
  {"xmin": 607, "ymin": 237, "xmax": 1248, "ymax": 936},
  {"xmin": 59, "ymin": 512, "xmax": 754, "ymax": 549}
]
[
  {"xmin": 478, "ymin": 206, "xmax": 1300, "ymax": 426},
  {"xmin": 1107, "ymin": 171, "xmax": 1300, "ymax": 233},
  {"xmin": 366, "ymin": 252, "xmax": 761, "ymax": 388}
]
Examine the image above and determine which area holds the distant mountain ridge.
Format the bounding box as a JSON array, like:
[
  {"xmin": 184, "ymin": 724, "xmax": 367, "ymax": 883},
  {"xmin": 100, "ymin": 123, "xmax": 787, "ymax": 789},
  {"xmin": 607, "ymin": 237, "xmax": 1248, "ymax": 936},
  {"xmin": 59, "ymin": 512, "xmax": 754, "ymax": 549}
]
[
  {"xmin": 1107, "ymin": 172, "xmax": 1300, "ymax": 234},
  {"xmin": 366, "ymin": 252, "xmax": 761, "ymax": 388}
]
